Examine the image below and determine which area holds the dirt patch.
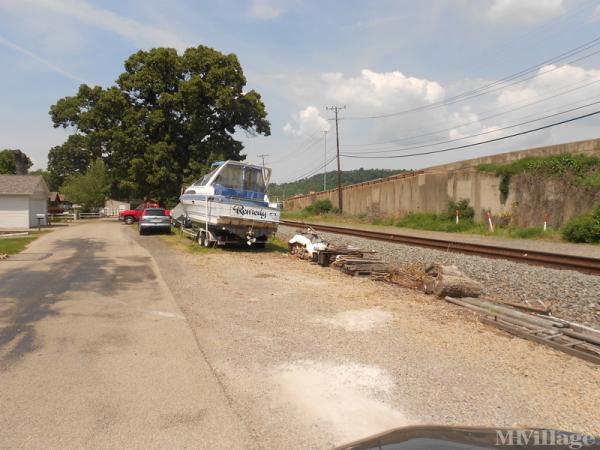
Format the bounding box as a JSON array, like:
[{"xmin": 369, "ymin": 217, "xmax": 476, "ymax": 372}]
[
  {"xmin": 311, "ymin": 308, "xmax": 392, "ymax": 331},
  {"xmin": 272, "ymin": 359, "xmax": 407, "ymax": 442}
]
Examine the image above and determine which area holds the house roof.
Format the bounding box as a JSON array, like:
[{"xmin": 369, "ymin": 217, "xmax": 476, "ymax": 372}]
[
  {"xmin": 49, "ymin": 191, "xmax": 66, "ymax": 202},
  {"xmin": 0, "ymin": 175, "xmax": 49, "ymax": 196}
]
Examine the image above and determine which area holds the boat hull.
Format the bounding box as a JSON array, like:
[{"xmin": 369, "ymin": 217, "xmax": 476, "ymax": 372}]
[{"xmin": 180, "ymin": 194, "xmax": 280, "ymax": 229}]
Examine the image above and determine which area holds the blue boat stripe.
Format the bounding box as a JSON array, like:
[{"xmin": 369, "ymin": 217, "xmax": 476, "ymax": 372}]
[{"xmin": 180, "ymin": 194, "xmax": 270, "ymax": 208}]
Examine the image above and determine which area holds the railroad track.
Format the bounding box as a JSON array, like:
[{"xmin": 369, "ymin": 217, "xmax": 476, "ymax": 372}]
[{"xmin": 280, "ymin": 220, "xmax": 600, "ymax": 276}]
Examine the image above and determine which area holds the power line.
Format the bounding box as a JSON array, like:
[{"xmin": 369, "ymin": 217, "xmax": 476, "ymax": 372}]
[
  {"xmin": 447, "ymin": 0, "xmax": 595, "ymax": 78},
  {"xmin": 342, "ymin": 97, "xmax": 600, "ymax": 155},
  {"xmin": 340, "ymin": 108, "xmax": 600, "ymax": 159},
  {"xmin": 284, "ymin": 155, "xmax": 338, "ymax": 185},
  {"xmin": 269, "ymin": 128, "xmax": 324, "ymax": 164},
  {"xmin": 342, "ymin": 76, "xmax": 600, "ymax": 148},
  {"xmin": 341, "ymin": 36, "xmax": 600, "ymax": 120}
]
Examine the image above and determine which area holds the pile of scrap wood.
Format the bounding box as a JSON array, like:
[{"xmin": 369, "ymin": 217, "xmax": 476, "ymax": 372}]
[
  {"xmin": 288, "ymin": 228, "xmax": 389, "ymax": 276},
  {"xmin": 422, "ymin": 264, "xmax": 483, "ymax": 298},
  {"xmin": 377, "ymin": 264, "xmax": 425, "ymax": 289},
  {"xmin": 288, "ymin": 228, "xmax": 329, "ymax": 260},
  {"xmin": 445, "ymin": 296, "xmax": 600, "ymax": 364},
  {"xmin": 331, "ymin": 254, "xmax": 389, "ymax": 276},
  {"xmin": 0, "ymin": 253, "xmax": 7, "ymax": 260}
]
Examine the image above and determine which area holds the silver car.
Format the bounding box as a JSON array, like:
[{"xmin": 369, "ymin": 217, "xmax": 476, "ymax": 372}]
[{"xmin": 138, "ymin": 208, "xmax": 171, "ymax": 235}]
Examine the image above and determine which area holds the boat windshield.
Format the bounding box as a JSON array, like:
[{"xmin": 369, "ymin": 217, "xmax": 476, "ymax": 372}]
[
  {"xmin": 213, "ymin": 164, "xmax": 266, "ymax": 194},
  {"xmin": 194, "ymin": 168, "xmax": 219, "ymax": 187}
]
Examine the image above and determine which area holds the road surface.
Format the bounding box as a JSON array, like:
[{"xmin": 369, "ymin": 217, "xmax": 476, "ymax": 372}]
[{"xmin": 0, "ymin": 221, "xmax": 250, "ymax": 448}]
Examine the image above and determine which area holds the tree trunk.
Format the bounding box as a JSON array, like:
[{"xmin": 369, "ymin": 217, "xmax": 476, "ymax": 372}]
[{"xmin": 432, "ymin": 274, "xmax": 483, "ymax": 298}]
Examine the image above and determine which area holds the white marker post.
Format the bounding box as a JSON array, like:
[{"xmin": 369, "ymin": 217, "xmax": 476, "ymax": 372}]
[
  {"xmin": 486, "ymin": 210, "xmax": 494, "ymax": 233},
  {"xmin": 543, "ymin": 212, "xmax": 549, "ymax": 232},
  {"xmin": 455, "ymin": 209, "xmax": 460, "ymax": 225}
]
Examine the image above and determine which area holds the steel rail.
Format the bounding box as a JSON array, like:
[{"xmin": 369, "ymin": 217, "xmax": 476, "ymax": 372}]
[{"xmin": 280, "ymin": 220, "xmax": 600, "ymax": 275}]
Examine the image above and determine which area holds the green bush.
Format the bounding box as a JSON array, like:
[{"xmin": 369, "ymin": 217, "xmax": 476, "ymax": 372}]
[
  {"xmin": 562, "ymin": 211, "xmax": 600, "ymax": 243},
  {"xmin": 447, "ymin": 199, "xmax": 475, "ymax": 220},
  {"xmin": 509, "ymin": 227, "xmax": 544, "ymax": 239},
  {"xmin": 302, "ymin": 199, "xmax": 334, "ymax": 216},
  {"xmin": 394, "ymin": 212, "xmax": 485, "ymax": 233},
  {"xmin": 477, "ymin": 153, "xmax": 600, "ymax": 201},
  {"xmin": 371, "ymin": 217, "xmax": 396, "ymax": 226}
]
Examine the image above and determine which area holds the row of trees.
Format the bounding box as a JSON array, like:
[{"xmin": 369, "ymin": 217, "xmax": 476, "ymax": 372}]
[
  {"xmin": 45, "ymin": 45, "xmax": 270, "ymax": 207},
  {"xmin": 269, "ymin": 168, "xmax": 407, "ymax": 199}
]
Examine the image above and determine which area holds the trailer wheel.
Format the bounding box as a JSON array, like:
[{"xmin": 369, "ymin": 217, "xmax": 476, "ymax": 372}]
[{"xmin": 198, "ymin": 231, "xmax": 214, "ymax": 248}]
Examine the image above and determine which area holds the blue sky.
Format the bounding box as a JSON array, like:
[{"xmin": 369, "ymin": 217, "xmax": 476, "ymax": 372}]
[{"xmin": 1, "ymin": 0, "xmax": 600, "ymax": 182}]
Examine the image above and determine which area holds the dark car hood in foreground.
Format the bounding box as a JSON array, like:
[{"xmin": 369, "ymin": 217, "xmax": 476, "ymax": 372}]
[{"xmin": 334, "ymin": 425, "xmax": 599, "ymax": 450}]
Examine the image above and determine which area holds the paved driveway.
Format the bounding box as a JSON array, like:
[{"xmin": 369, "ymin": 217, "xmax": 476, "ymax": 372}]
[{"xmin": 0, "ymin": 221, "xmax": 249, "ymax": 449}]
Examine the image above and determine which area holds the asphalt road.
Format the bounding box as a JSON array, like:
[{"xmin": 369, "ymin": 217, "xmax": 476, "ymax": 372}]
[{"xmin": 0, "ymin": 221, "xmax": 250, "ymax": 449}]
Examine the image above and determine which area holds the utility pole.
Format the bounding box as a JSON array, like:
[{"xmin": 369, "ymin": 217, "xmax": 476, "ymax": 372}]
[
  {"xmin": 257, "ymin": 154, "xmax": 269, "ymax": 168},
  {"xmin": 326, "ymin": 105, "xmax": 345, "ymax": 212},
  {"xmin": 257, "ymin": 153, "xmax": 270, "ymax": 195},
  {"xmin": 322, "ymin": 130, "xmax": 328, "ymax": 191}
]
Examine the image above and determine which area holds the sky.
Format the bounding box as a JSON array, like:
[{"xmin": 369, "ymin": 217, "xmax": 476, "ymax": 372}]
[{"xmin": 1, "ymin": 0, "xmax": 600, "ymax": 183}]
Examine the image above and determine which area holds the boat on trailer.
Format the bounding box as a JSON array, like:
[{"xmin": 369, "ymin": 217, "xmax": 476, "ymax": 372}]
[{"xmin": 174, "ymin": 160, "xmax": 281, "ymax": 247}]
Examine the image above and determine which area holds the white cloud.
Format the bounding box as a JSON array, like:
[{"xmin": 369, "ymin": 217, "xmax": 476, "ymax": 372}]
[
  {"xmin": 0, "ymin": 0, "xmax": 189, "ymax": 50},
  {"xmin": 592, "ymin": 5, "xmax": 600, "ymax": 21},
  {"xmin": 0, "ymin": 34, "xmax": 87, "ymax": 83},
  {"xmin": 267, "ymin": 62, "xmax": 600, "ymax": 178},
  {"xmin": 497, "ymin": 64, "xmax": 600, "ymax": 107},
  {"xmin": 249, "ymin": 0, "xmax": 282, "ymax": 20},
  {"xmin": 283, "ymin": 106, "xmax": 330, "ymax": 136},
  {"xmin": 321, "ymin": 69, "xmax": 444, "ymax": 110},
  {"xmin": 486, "ymin": 0, "xmax": 565, "ymax": 24}
]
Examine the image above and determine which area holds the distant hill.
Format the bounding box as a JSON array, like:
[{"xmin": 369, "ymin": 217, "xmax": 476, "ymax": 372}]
[{"xmin": 269, "ymin": 168, "xmax": 406, "ymax": 199}]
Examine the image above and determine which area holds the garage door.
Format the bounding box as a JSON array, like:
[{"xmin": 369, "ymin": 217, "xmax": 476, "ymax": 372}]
[
  {"xmin": 0, "ymin": 196, "xmax": 28, "ymax": 228},
  {"xmin": 29, "ymin": 198, "xmax": 48, "ymax": 227}
]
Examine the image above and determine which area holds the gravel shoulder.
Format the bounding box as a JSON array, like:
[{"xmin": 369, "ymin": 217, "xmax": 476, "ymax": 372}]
[
  {"xmin": 283, "ymin": 219, "xmax": 600, "ymax": 259},
  {"xmin": 278, "ymin": 225, "xmax": 600, "ymax": 328},
  {"xmin": 137, "ymin": 227, "xmax": 600, "ymax": 448}
]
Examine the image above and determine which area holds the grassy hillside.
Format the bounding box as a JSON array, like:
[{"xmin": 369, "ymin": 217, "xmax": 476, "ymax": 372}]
[{"xmin": 269, "ymin": 168, "xmax": 406, "ymax": 199}]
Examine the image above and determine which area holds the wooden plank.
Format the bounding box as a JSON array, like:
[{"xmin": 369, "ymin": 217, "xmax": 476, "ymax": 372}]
[{"xmin": 481, "ymin": 317, "xmax": 600, "ymax": 365}]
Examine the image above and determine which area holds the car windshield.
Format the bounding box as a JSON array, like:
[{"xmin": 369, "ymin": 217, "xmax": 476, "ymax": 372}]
[{"xmin": 144, "ymin": 209, "xmax": 165, "ymax": 216}]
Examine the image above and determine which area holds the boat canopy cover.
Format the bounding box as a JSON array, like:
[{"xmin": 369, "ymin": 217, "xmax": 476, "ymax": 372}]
[{"xmin": 193, "ymin": 161, "xmax": 272, "ymax": 201}]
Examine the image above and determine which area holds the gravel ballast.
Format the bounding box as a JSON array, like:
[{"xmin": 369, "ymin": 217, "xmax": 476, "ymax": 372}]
[{"xmin": 278, "ymin": 225, "xmax": 600, "ymax": 328}]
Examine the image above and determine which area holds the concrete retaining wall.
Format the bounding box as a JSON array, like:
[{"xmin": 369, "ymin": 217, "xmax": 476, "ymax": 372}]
[{"xmin": 283, "ymin": 138, "xmax": 600, "ymax": 226}]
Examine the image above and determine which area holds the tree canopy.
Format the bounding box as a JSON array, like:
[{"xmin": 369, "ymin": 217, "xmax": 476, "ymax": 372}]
[
  {"xmin": 48, "ymin": 45, "xmax": 270, "ymax": 204},
  {"xmin": 269, "ymin": 168, "xmax": 407, "ymax": 199},
  {"xmin": 60, "ymin": 160, "xmax": 110, "ymax": 209},
  {"xmin": 0, "ymin": 149, "xmax": 32, "ymax": 175}
]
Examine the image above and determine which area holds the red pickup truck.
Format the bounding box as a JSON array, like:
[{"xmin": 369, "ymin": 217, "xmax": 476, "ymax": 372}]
[{"xmin": 119, "ymin": 203, "xmax": 171, "ymax": 224}]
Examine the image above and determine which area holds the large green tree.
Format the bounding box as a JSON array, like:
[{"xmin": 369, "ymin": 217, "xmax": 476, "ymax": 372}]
[
  {"xmin": 60, "ymin": 159, "xmax": 110, "ymax": 209},
  {"xmin": 49, "ymin": 46, "xmax": 270, "ymax": 204}
]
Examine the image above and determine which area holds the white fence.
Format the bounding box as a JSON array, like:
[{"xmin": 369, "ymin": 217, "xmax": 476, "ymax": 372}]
[
  {"xmin": 48, "ymin": 212, "xmax": 103, "ymax": 222},
  {"xmin": 103, "ymin": 208, "xmax": 123, "ymax": 217}
]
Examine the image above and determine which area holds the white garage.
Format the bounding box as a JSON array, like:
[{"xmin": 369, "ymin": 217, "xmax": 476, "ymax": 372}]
[{"xmin": 0, "ymin": 175, "xmax": 50, "ymax": 229}]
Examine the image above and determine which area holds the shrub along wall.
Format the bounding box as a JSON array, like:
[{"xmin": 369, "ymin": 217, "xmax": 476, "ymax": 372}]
[{"xmin": 479, "ymin": 153, "xmax": 600, "ymax": 228}]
